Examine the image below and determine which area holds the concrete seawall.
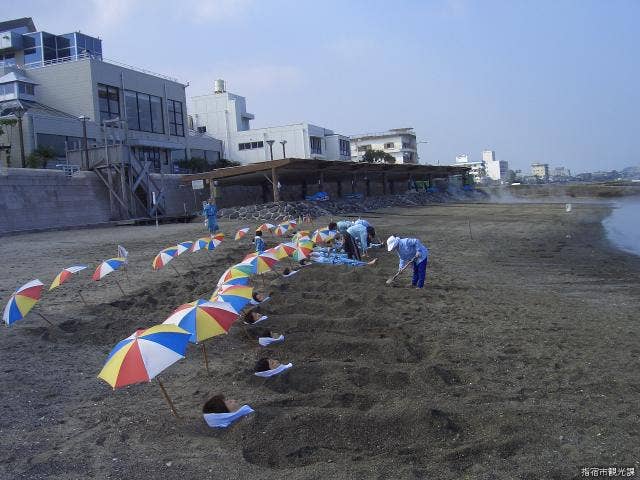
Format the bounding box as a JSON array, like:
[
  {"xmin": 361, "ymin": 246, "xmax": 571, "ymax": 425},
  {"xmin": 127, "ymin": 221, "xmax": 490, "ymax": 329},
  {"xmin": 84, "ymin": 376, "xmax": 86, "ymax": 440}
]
[{"xmin": 0, "ymin": 169, "xmax": 112, "ymax": 235}]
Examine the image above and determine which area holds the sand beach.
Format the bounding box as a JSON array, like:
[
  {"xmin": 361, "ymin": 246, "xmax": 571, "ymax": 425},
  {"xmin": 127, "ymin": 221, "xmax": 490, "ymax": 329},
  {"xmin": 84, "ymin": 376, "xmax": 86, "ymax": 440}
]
[{"xmin": 0, "ymin": 202, "xmax": 639, "ymax": 479}]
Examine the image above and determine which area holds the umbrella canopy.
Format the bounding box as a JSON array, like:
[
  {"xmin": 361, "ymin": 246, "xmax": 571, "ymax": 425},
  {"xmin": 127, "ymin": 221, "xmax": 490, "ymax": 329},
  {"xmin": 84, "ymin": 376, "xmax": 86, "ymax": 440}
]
[
  {"xmin": 240, "ymin": 252, "xmax": 279, "ymax": 274},
  {"xmin": 210, "ymin": 284, "xmax": 253, "ymax": 312},
  {"xmin": 49, "ymin": 265, "xmax": 87, "ymax": 290},
  {"xmin": 3, "ymin": 279, "xmax": 45, "ymax": 326},
  {"xmin": 92, "ymin": 258, "xmax": 126, "ymax": 281},
  {"xmin": 235, "ymin": 228, "xmax": 250, "ymax": 240},
  {"xmin": 163, "ymin": 299, "xmax": 239, "ymax": 344},
  {"xmin": 216, "ymin": 264, "xmax": 252, "ymax": 287},
  {"xmin": 288, "ymin": 219, "xmax": 297, "ymax": 228},
  {"xmin": 213, "ymin": 232, "xmax": 225, "ymax": 241},
  {"xmin": 274, "ymin": 223, "xmax": 290, "ymax": 236},
  {"xmin": 152, "ymin": 247, "xmax": 178, "ymax": 270},
  {"xmin": 292, "ymin": 242, "xmax": 314, "ymax": 262},
  {"xmin": 292, "ymin": 231, "xmax": 311, "ymax": 242},
  {"xmin": 312, "ymin": 228, "xmax": 337, "ymax": 244},
  {"xmin": 278, "ymin": 242, "xmax": 297, "ymax": 257},
  {"xmin": 192, "ymin": 237, "xmax": 221, "ymax": 252},
  {"xmin": 257, "ymin": 223, "xmax": 275, "ymax": 233},
  {"xmin": 176, "ymin": 241, "xmax": 194, "ymax": 256},
  {"xmin": 98, "ymin": 324, "xmax": 190, "ymax": 389},
  {"xmin": 265, "ymin": 245, "xmax": 289, "ymax": 261}
]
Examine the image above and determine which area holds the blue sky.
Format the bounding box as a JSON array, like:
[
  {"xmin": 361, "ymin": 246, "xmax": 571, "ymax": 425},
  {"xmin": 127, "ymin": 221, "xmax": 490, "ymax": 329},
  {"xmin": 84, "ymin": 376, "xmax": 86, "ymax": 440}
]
[{"xmin": 6, "ymin": 0, "xmax": 639, "ymax": 172}]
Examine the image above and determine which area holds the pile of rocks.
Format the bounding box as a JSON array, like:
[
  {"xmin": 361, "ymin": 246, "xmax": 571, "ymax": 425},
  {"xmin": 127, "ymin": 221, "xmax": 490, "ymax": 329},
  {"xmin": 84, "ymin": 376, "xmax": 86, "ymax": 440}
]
[{"xmin": 217, "ymin": 189, "xmax": 486, "ymax": 222}]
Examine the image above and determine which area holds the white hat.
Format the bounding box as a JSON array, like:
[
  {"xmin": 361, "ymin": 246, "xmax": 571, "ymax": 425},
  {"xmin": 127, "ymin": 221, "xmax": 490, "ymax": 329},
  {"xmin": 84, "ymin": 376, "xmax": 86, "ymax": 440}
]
[{"xmin": 387, "ymin": 235, "xmax": 399, "ymax": 252}]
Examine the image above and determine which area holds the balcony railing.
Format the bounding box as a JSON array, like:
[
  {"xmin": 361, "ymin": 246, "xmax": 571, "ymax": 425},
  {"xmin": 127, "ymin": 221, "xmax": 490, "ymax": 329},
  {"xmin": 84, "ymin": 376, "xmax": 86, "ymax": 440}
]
[{"xmin": 19, "ymin": 52, "xmax": 180, "ymax": 83}]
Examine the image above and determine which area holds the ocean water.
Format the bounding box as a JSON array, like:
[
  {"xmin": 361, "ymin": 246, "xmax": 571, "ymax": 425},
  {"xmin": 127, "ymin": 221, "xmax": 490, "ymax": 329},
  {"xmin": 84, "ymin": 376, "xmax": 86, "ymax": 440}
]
[{"xmin": 603, "ymin": 200, "xmax": 640, "ymax": 256}]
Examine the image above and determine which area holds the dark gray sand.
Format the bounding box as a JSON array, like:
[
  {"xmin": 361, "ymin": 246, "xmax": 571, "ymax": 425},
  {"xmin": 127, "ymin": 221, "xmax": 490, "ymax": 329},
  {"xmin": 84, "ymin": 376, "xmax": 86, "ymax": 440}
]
[{"xmin": 0, "ymin": 203, "xmax": 639, "ymax": 479}]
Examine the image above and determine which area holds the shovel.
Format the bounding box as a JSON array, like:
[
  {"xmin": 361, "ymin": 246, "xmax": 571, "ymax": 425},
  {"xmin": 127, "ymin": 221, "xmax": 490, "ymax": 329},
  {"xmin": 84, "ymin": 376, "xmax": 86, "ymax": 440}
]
[{"xmin": 386, "ymin": 254, "xmax": 418, "ymax": 285}]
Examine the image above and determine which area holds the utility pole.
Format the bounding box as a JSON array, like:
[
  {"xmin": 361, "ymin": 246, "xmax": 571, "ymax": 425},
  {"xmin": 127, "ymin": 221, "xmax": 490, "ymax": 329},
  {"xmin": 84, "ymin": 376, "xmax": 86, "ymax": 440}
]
[
  {"xmin": 79, "ymin": 116, "xmax": 89, "ymax": 170},
  {"xmin": 15, "ymin": 108, "xmax": 25, "ymax": 168},
  {"xmin": 280, "ymin": 139, "xmax": 287, "ymax": 159}
]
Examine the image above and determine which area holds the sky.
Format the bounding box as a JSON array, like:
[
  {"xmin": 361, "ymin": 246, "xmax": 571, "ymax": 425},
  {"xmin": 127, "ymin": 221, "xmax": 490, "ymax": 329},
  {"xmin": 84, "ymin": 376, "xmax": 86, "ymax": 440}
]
[{"xmin": 5, "ymin": 0, "xmax": 639, "ymax": 173}]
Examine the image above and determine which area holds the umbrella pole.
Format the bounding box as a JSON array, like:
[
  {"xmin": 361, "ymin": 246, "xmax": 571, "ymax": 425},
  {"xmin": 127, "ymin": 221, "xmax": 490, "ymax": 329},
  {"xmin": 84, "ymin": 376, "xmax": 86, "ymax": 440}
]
[
  {"xmin": 35, "ymin": 312, "xmax": 54, "ymax": 327},
  {"xmin": 158, "ymin": 379, "xmax": 180, "ymax": 418},
  {"xmin": 201, "ymin": 343, "xmax": 210, "ymax": 373},
  {"xmin": 77, "ymin": 290, "xmax": 88, "ymax": 306},
  {"xmin": 170, "ymin": 263, "xmax": 183, "ymax": 278},
  {"xmin": 114, "ymin": 279, "xmax": 126, "ymax": 296}
]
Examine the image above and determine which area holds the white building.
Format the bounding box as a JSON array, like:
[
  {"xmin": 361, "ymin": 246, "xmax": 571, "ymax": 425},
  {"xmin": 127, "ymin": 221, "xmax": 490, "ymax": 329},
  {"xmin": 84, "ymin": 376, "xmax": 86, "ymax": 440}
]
[
  {"xmin": 191, "ymin": 80, "xmax": 351, "ymax": 164},
  {"xmin": 453, "ymin": 153, "xmax": 485, "ymax": 182},
  {"xmin": 531, "ymin": 163, "xmax": 550, "ymax": 180},
  {"xmin": 481, "ymin": 150, "xmax": 508, "ymax": 182},
  {"xmin": 349, "ymin": 128, "xmax": 418, "ymax": 164}
]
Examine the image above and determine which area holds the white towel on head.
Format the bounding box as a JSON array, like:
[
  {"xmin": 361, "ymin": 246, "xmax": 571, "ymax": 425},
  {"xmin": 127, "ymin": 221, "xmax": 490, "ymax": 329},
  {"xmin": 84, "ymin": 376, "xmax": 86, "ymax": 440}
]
[
  {"xmin": 254, "ymin": 362, "xmax": 293, "ymax": 378},
  {"xmin": 258, "ymin": 334, "xmax": 284, "ymax": 347},
  {"xmin": 203, "ymin": 405, "xmax": 254, "ymax": 428},
  {"xmin": 283, "ymin": 270, "xmax": 298, "ymax": 278},
  {"xmin": 244, "ymin": 315, "xmax": 268, "ymax": 325},
  {"xmin": 250, "ymin": 296, "xmax": 271, "ymax": 306}
]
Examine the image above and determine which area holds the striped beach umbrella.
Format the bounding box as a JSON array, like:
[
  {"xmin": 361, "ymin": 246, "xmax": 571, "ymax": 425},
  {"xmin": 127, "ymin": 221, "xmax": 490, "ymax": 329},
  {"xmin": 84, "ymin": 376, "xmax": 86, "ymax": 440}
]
[
  {"xmin": 210, "ymin": 284, "xmax": 253, "ymax": 312},
  {"xmin": 92, "ymin": 258, "xmax": 126, "ymax": 281},
  {"xmin": 274, "ymin": 223, "xmax": 290, "ymax": 236},
  {"xmin": 235, "ymin": 228, "xmax": 250, "ymax": 240},
  {"xmin": 292, "ymin": 242, "xmax": 314, "ymax": 262},
  {"xmin": 288, "ymin": 219, "xmax": 297, "ymax": 228},
  {"xmin": 257, "ymin": 223, "xmax": 275, "ymax": 233},
  {"xmin": 152, "ymin": 247, "xmax": 178, "ymax": 270},
  {"xmin": 292, "ymin": 230, "xmax": 311, "ymax": 243},
  {"xmin": 278, "ymin": 242, "xmax": 297, "ymax": 257},
  {"xmin": 312, "ymin": 228, "xmax": 337, "ymax": 244},
  {"xmin": 176, "ymin": 241, "xmax": 194, "ymax": 256},
  {"xmin": 98, "ymin": 324, "xmax": 190, "ymax": 389},
  {"xmin": 162, "ymin": 299, "xmax": 239, "ymax": 344},
  {"xmin": 3, "ymin": 279, "xmax": 45, "ymax": 326},
  {"xmin": 240, "ymin": 252, "xmax": 279, "ymax": 274},
  {"xmin": 216, "ymin": 264, "xmax": 252, "ymax": 287},
  {"xmin": 49, "ymin": 265, "xmax": 87, "ymax": 290},
  {"xmin": 265, "ymin": 244, "xmax": 289, "ymax": 261},
  {"xmin": 192, "ymin": 237, "xmax": 221, "ymax": 252},
  {"xmin": 213, "ymin": 232, "xmax": 225, "ymax": 242}
]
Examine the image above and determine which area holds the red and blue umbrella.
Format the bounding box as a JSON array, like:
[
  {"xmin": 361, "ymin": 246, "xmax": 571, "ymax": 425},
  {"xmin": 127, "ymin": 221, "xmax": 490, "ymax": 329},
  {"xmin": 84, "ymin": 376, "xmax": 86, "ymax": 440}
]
[
  {"xmin": 49, "ymin": 265, "xmax": 87, "ymax": 290},
  {"xmin": 92, "ymin": 258, "xmax": 126, "ymax": 281}
]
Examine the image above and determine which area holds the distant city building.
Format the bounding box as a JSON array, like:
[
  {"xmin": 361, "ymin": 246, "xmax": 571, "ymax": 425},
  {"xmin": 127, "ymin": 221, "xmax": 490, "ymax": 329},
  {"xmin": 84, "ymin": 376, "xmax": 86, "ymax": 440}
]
[
  {"xmin": 552, "ymin": 166, "xmax": 571, "ymax": 177},
  {"xmin": 482, "ymin": 150, "xmax": 495, "ymax": 163},
  {"xmin": 191, "ymin": 79, "xmax": 350, "ymax": 164},
  {"xmin": 452, "ymin": 153, "xmax": 485, "ymax": 182},
  {"xmin": 0, "ymin": 17, "xmax": 221, "ymax": 172},
  {"xmin": 531, "ymin": 163, "xmax": 550, "ymax": 180},
  {"xmin": 350, "ymin": 128, "xmax": 418, "ymax": 164}
]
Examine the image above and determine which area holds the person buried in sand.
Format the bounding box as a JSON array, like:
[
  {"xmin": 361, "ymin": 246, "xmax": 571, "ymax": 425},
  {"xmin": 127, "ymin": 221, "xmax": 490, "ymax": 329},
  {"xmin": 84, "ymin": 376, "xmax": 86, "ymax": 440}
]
[
  {"xmin": 243, "ymin": 309, "xmax": 267, "ymax": 324},
  {"xmin": 204, "ymin": 394, "xmax": 239, "ymax": 414},
  {"xmin": 251, "ymin": 291, "xmax": 271, "ymax": 304},
  {"xmin": 254, "ymin": 358, "xmax": 282, "ymax": 372},
  {"xmin": 386, "ymin": 235, "xmax": 429, "ymax": 288}
]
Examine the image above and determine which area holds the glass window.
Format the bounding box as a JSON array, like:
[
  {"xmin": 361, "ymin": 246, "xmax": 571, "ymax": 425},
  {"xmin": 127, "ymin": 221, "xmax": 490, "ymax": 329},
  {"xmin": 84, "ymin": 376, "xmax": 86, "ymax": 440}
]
[
  {"xmin": 98, "ymin": 84, "xmax": 120, "ymax": 122},
  {"xmin": 42, "ymin": 33, "xmax": 56, "ymax": 49},
  {"xmin": 150, "ymin": 95, "xmax": 164, "ymax": 133},
  {"xmin": 310, "ymin": 136, "xmax": 322, "ymax": 154},
  {"xmin": 24, "ymin": 48, "xmax": 42, "ymax": 65},
  {"xmin": 339, "ymin": 139, "xmax": 350, "ymax": 156},
  {"xmin": 137, "ymin": 93, "xmax": 151, "ymax": 132},
  {"xmin": 124, "ymin": 90, "xmax": 139, "ymax": 129},
  {"xmin": 168, "ymin": 99, "xmax": 184, "ymax": 137}
]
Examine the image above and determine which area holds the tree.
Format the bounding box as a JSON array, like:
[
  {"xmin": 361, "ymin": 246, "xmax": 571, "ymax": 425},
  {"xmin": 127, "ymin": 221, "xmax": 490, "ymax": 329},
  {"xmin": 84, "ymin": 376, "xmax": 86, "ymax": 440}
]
[
  {"xmin": 362, "ymin": 149, "xmax": 395, "ymax": 164},
  {"xmin": 25, "ymin": 146, "xmax": 55, "ymax": 168}
]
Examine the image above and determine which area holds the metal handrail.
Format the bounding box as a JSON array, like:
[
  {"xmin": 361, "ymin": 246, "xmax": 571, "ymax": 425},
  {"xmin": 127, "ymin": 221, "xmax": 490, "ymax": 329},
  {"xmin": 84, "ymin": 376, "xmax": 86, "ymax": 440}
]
[{"xmin": 20, "ymin": 53, "xmax": 180, "ymax": 83}]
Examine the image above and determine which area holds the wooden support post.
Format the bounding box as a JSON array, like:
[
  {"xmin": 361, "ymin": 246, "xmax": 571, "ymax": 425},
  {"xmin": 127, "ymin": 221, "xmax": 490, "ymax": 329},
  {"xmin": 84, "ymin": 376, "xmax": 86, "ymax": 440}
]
[
  {"xmin": 271, "ymin": 167, "xmax": 280, "ymax": 202},
  {"xmin": 158, "ymin": 380, "xmax": 180, "ymax": 418}
]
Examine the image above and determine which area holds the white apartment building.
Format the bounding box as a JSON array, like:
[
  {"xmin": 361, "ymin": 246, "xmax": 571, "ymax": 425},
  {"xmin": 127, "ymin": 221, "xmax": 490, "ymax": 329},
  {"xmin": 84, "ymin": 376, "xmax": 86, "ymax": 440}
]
[
  {"xmin": 453, "ymin": 153, "xmax": 485, "ymax": 183},
  {"xmin": 531, "ymin": 163, "xmax": 550, "ymax": 179},
  {"xmin": 349, "ymin": 128, "xmax": 418, "ymax": 164},
  {"xmin": 191, "ymin": 80, "xmax": 351, "ymax": 164},
  {"xmin": 482, "ymin": 150, "xmax": 508, "ymax": 182}
]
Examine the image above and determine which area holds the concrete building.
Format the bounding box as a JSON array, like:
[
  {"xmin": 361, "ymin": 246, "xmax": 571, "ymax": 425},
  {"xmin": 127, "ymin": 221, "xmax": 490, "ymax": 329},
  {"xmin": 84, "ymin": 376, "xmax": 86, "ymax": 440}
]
[
  {"xmin": 453, "ymin": 153, "xmax": 485, "ymax": 183},
  {"xmin": 531, "ymin": 163, "xmax": 550, "ymax": 180},
  {"xmin": 481, "ymin": 150, "xmax": 508, "ymax": 182},
  {"xmin": 349, "ymin": 128, "xmax": 418, "ymax": 164},
  {"xmin": 0, "ymin": 17, "xmax": 222, "ymax": 173},
  {"xmin": 552, "ymin": 166, "xmax": 571, "ymax": 178},
  {"xmin": 191, "ymin": 80, "xmax": 350, "ymax": 164}
]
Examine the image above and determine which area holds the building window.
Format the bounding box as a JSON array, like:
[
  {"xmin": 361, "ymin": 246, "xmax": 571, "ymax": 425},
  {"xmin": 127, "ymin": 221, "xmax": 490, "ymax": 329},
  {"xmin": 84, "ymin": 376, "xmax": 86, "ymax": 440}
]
[
  {"xmin": 124, "ymin": 89, "xmax": 164, "ymax": 133},
  {"xmin": 0, "ymin": 53, "xmax": 16, "ymax": 67},
  {"xmin": 135, "ymin": 147, "xmax": 162, "ymax": 172},
  {"xmin": 17, "ymin": 82, "xmax": 35, "ymax": 95},
  {"xmin": 98, "ymin": 84, "xmax": 120, "ymax": 122},
  {"xmin": 384, "ymin": 142, "xmax": 395, "ymax": 149},
  {"xmin": 238, "ymin": 141, "xmax": 264, "ymax": 151},
  {"xmin": 310, "ymin": 136, "xmax": 322, "ymax": 155},
  {"xmin": 197, "ymin": 126, "xmax": 206, "ymax": 133},
  {"xmin": 168, "ymin": 99, "xmax": 184, "ymax": 137},
  {"xmin": 339, "ymin": 139, "xmax": 350, "ymax": 157}
]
